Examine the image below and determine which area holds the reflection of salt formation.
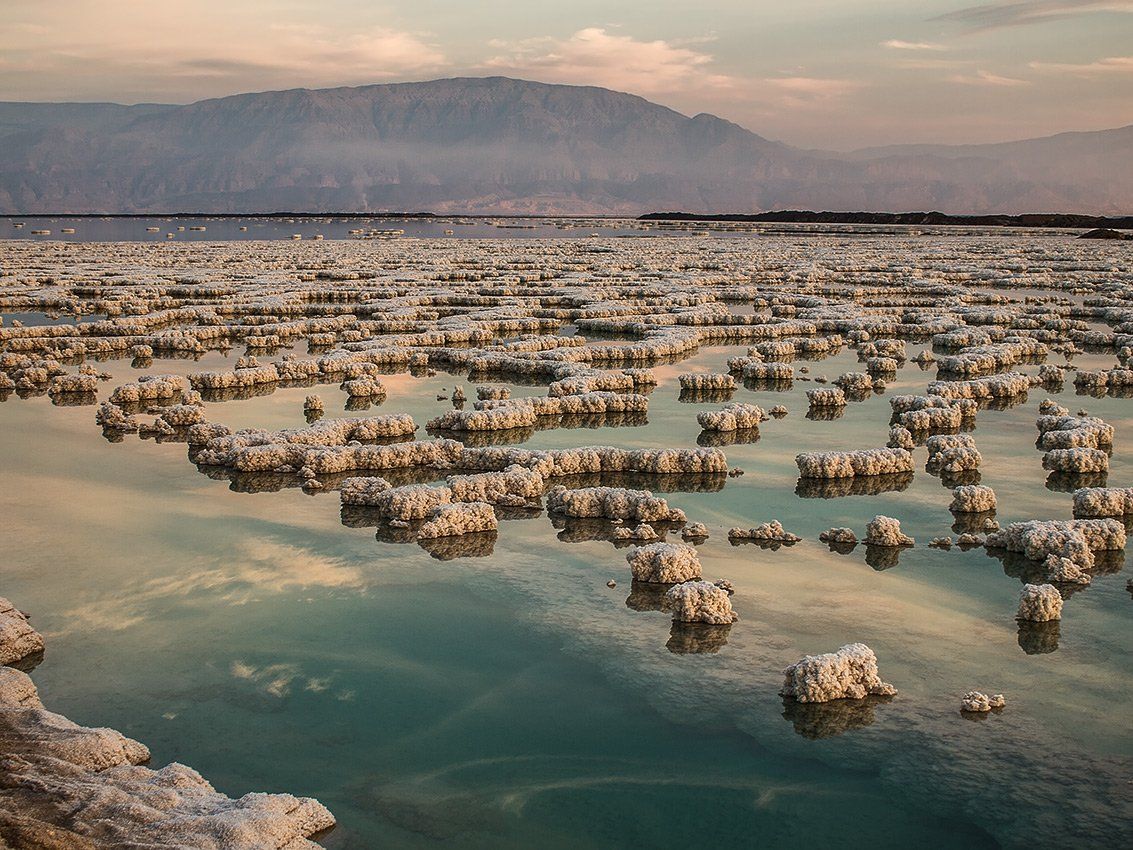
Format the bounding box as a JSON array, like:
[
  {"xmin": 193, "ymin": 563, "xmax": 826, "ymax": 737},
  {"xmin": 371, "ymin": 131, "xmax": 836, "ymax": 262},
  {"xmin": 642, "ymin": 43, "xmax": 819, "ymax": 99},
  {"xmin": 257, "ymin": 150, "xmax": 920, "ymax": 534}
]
[
  {"xmin": 780, "ymin": 643, "xmax": 897, "ymax": 703},
  {"xmin": 1072, "ymin": 487, "xmax": 1133, "ymax": 518},
  {"xmin": 625, "ymin": 542, "xmax": 702, "ymax": 583},
  {"xmin": 666, "ymin": 622, "xmax": 733, "ymax": 654},
  {"xmin": 663, "ymin": 581, "xmax": 738, "ymax": 624},
  {"xmin": 0, "ymin": 597, "xmax": 45, "ymax": 668},
  {"xmin": 727, "ymin": 521, "xmax": 801, "ymax": 545},
  {"xmin": 960, "ymin": 691, "xmax": 1006, "ymax": 713},
  {"xmin": 624, "ymin": 580, "xmax": 670, "ymax": 612},
  {"xmin": 781, "ymin": 694, "xmax": 890, "ymax": 739},
  {"xmin": 795, "ymin": 448, "xmax": 913, "ymax": 479},
  {"xmin": 864, "ymin": 515, "xmax": 914, "ymax": 547},
  {"xmin": 1017, "ymin": 583, "xmax": 1063, "ymax": 622},
  {"xmin": 1018, "ymin": 620, "xmax": 1060, "ymax": 654},
  {"xmin": 795, "ymin": 471, "xmax": 913, "ymax": 499}
]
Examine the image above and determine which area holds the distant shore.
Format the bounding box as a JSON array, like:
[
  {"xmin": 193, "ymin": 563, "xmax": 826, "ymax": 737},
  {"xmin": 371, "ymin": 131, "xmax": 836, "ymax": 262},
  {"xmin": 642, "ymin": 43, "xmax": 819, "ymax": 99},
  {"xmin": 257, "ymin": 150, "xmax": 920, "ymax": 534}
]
[{"xmin": 639, "ymin": 211, "xmax": 1133, "ymax": 229}]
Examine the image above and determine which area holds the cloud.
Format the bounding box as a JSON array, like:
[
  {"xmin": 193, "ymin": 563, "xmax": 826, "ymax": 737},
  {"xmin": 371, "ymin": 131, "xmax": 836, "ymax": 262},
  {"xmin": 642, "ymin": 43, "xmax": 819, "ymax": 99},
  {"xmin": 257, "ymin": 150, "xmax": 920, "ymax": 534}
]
[
  {"xmin": 760, "ymin": 76, "xmax": 862, "ymax": 103},
  {"xmin": 881, "ymin": 40, "xmax": 947, "ymax": 51},
  {"xmin": 947, "ymin": 69, "xmax": 1030, "ymax": 86},
  {"xmin": 938, "ymin": 0, "xmax": 1133, "ymax": 31},
  {"xmin": 1029, "ymin": 55, "xmax": 1133, "ymax": 74},
  {"xmin": 482, "ymin": 27, "xmax": 736, "ymax": 96}
]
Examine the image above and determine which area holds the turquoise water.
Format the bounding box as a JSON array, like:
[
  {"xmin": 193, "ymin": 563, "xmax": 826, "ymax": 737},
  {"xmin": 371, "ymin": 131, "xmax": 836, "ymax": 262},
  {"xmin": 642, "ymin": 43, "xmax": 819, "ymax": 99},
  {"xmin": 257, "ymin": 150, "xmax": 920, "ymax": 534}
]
[{"xmin": 2, "ymin": 242, "xmax": 1132, "ymax": 847}]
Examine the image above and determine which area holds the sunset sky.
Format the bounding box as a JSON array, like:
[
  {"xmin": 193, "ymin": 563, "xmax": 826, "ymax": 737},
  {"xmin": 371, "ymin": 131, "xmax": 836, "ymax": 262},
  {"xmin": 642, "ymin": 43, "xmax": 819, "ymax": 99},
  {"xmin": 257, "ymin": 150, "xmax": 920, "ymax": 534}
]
[{"xmin": 2, "ymin": 0, "xmax": 1131, "ymax": 148}]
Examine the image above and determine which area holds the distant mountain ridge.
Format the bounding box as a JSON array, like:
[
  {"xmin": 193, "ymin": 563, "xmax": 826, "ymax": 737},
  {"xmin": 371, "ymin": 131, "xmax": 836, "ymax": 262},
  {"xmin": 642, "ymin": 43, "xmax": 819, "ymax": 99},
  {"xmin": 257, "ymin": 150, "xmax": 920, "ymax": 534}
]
[{"xmin": 0, "ymin": 76, "xmax": 1129, "ymax": 215}]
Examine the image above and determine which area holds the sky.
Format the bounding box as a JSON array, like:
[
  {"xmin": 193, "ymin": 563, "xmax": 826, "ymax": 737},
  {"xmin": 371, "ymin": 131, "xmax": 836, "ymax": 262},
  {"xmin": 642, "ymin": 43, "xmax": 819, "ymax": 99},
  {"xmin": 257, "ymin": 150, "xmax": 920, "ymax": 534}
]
[{"xmin": 1, "ymin": 0, "xmax": 1131, "ymax": 149}]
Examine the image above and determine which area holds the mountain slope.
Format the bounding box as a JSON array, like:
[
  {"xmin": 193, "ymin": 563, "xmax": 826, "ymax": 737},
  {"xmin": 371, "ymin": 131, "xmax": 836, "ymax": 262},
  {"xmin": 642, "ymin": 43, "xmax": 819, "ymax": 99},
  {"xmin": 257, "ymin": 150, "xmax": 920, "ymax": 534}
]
[{"xmin": 0, "ymin": 77, "xmax": 1128, "ymax": 214}]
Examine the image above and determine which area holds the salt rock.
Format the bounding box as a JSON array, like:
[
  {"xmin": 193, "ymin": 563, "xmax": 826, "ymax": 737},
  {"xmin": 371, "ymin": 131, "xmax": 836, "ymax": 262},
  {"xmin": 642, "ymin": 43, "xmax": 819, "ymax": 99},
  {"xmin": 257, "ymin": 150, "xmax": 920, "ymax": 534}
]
[
  {"xmin": 950, "ymin": 484, "xmax": 997, "ymax": 513},
  {"xmin": 780, "ymin": 643, "xmax": 897, "ymax": 703},
  {"xmin": 864, "ymin": 515, "xmax": 914, "ymax": 547},
  {"xmin": 1017, "ymin": 583, "xmax": 1063, "ymax": 622},
  {"xmin": 625, "ymin": 542, "xmax": 702, "ymax": 584},
  {"xmin": 663, "ymin": 581, "xmax": 737, "ymax": 625},
  {"xmin": 0, "ymin": 598, "xmax": 45, "ymax": 666},
  {"xmin": 681, "ymin": 522, "xmax": 709, "ymax": 540},
  {"xmin": 417, "ymin": 501, "xmax": 498, "ymax": 539},
  {"xmin": 961, "ymin": 691, "xmax": 1006, "ymax": 712}
]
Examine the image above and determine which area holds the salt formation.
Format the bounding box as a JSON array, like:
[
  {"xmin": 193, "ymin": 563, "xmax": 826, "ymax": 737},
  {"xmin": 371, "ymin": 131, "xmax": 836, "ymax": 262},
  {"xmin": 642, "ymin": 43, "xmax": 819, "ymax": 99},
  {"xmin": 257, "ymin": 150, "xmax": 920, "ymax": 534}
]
[
  {"xmin": 1042, "ymin": 448, "xmax": 1109, "ymax": 473},
  {"xmin": 1043, "ymin": 555, "xmax": 1092, "ymax": 585},
  {"xmin": 696, "ymin": 403, "xmax": 765, "ymax": 431},
  {"xmin": 886, "ymin": 426, "xmax": 914, "ymax": 450},
  {"xmin": 304, "ymin": 394, "xmax": 324, "ymax": 413},
  {"xmin": 960, "ymin": 692, "xmax": 1006, "ymax": 713},
  {"xmin": 728, "ymin": 521, "xmax": 801, "ymax": 543},
  {"xmin": 864, "ymin": 515, "xmax": 914, "ymax": 547},
  {"xmin": 681, "ymin": 522, "xmax": 709, "ymax": 540},
  {"xmin": 678, "ymin": 373, "xmax": 734, "ymax": 391},
  {"xmin": 625, "ymin": 542, "xmax": 702, "ymax": 583},
  {"xmin": 416, "ymin": 501, "xmax": 498, "ymax": 539},
  {"xmin": 795, "ymin": 448, "xmax": 913, "ymax": 479},
  {"xmin": 806, "ymin": 388, "xmax": 846, "ymax": 408},
  {"xmin": 780, "ymin": 643, "xmax": 897, "ymax": 703},
  {"xmin": 819, "ymin": 528, "xmax": 858, "ymax": 546},
  {"xmin": 547, "ymin": 486, "xmax": 685, "ymax": 522},
  {"xmin": 1017, "ymin": 583, "xmax": 1063, "ymax": 621},
  {"xmin": 926, "ymin": 434, "xmax": 982, "ymax": 473},
  {"xmin": 987, "ymin": 519, "xmax": 1125, "ymax": 571},
  {"xmin": 0, "ymin": 597, "xmax": 44, "ymax": 666},
  {"xmin": 950, "ymin": 485, "xmax": 997, "ymax": 513},
  {"xmin": 1072, "ymin": 487, "xmax": 1133, "ymax": 518},
  {"xmin": 0, "ymin": 665, "xmax": 335, "ymax": 848},
  {"xmin": 663, "ymin": 581, "xmax": 738, "ymax": 624}
]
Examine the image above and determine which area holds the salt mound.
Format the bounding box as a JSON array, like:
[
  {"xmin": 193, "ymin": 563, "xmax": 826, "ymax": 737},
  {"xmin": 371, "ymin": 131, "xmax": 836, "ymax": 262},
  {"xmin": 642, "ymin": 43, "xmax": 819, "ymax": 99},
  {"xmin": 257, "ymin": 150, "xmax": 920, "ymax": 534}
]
[
  {"xmin": 663, "ymin": 581, "xmax": 738, "ymax": 624},
  {"xmin": 625, "ymin": 542, "xmax": 702, "ymax": 584},
  {"xmin": 780, "ymin": 643, "xmax": 897, "ymax": 703}
]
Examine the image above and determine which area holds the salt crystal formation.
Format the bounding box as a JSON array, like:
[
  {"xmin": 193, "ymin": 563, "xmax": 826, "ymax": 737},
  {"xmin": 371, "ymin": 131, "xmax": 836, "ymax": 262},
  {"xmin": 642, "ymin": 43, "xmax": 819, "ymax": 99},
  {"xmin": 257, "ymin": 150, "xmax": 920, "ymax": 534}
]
[
  {"xmin": 678, "ymin": 373, "xmax": 734, "ymax": 391},
  {"xmin": 696, "ymin": 403, "xmax": 766, "ymax": 432},
  {"xmin": 864, "ymin": 515, "xmax": 914, "ymax": 547},
  {"xmin": 950, "ymin": 484, "xmax": 997, "ymax": 513},
  {"xmin": 417, "ymin": 501, "xmax": 498, "ymax": 539},
  {"xmin": 1017, "ymin": 583, "xmax": 1063, "ymax": 622},
  {"xmin": 547, "ymin": 486, "xmax": 685, "ymax": 522},
  {"xmin": 960, "ymin": 691, "xmax": 1006, "ymax": 712},
  {"xmin": 681, "ymin": 522, "xmax": 709, "ymax": 540},
  {"xmin": 806, "ymin": 387, "xmax": 846, "ymax": 408},
  {"xmin": 796, "ymin": 448, "xmax": 913, "ymax": 479},
  {"xmin": 663, "ymin": 581, "xmax": 738, "ymax": 624},
  {"xmin": 728, "ymin": 521, "xmax": 801, "ymax": 543},
  {"xmin": 780, "ymin": 643, "xmax": 897, "ymax": 703},
  {"xmin": 986, "ymin": 519, "xmax": 1125, "ymax": 572},
  {"xmin": 819, "ymin": 528, "xmax": 858, "ymax": 546},
  {"xmin": 0, "ymin": 597, "xmax": 45, "ymax": 666},
  {"xmin": 625, "ymin": 542, "xmax": 702, "ymax": 584},
  {"xmin": 0, "ymin": 610, "xmax": 334, "ymax": 848},
  {"xmin": 1072, "ymin": 487, "xmax": 1133, "ymax": 518}
]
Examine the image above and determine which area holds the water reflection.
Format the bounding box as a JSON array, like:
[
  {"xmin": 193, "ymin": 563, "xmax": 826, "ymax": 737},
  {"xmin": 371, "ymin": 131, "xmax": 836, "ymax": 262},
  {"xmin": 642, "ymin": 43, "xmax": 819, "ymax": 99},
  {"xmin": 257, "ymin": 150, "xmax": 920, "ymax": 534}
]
[
  {"xmin": 666, "ymin": 622, "xmax": 732, "ymax": 655},
  {"xmin": 805, "ymin": 406, "xmax": 845, "ymax": 422},
  {"xmin": 624, "ymin": 580, "xmax": 669, "ymax": 612},
  {"xmin": 418, "ymin": 531, "xmax": 497, "ymax": 561},
  {"xmin": 865, "ymin": 545, "xmax": 903, "ymax": 571},
  {"xmin": 781, "ymin": 695, "xmax": 892, "ymax": 740},
  {"xmin": 697, "ymin": 428, "xmax": 761, "ymax": 447},
  {"xmin": 951, "ymin": 510, "xmax": 997, "ymax": 535},
  {"xmin": 1017, "ymin": 620, "xmax": 1060, "ymax": 655},
  {"xmin": 795, "ymin": 472, "xmax": 913, "ymax": 499},
  {"xmin": 1045, "ymin": 470, "xmax": 1108, "ymax": 493}
]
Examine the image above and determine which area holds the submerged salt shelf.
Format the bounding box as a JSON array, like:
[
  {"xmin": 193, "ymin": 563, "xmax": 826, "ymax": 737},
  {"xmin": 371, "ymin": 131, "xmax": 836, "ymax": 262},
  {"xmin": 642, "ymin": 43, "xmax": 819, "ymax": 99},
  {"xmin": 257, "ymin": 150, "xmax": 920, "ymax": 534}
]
[{"xmin": 2, "ymin": 232, "xmax": 1132, "ymax": 849}]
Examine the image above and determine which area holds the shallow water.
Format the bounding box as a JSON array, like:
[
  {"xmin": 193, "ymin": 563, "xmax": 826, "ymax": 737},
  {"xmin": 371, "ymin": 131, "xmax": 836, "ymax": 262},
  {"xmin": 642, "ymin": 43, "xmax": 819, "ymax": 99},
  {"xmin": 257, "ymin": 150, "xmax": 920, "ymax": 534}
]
[{"xmin": 1, "ymin": 234, "xmax": 1132, "ymax": 848}]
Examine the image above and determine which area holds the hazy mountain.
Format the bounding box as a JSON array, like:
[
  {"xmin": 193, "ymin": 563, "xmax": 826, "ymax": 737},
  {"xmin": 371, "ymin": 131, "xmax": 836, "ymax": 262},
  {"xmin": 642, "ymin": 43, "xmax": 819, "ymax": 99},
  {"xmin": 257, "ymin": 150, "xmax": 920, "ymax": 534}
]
[{"xmin": 0, "ymin": 77, "xmax": 1129, "ymax": 215}]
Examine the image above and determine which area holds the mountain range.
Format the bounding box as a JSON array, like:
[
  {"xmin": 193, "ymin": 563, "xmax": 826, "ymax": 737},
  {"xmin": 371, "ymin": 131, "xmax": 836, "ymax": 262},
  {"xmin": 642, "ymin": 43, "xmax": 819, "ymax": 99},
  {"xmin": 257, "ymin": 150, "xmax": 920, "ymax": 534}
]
[{"xmin": 1, "ymin": 76, "xmax": 1129, "ymax": 215}]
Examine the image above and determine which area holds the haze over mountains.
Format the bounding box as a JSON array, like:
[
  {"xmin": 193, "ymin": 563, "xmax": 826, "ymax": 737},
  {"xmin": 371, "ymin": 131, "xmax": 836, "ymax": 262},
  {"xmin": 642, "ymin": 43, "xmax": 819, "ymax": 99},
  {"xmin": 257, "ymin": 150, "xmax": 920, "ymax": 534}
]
[{"xmin": 1, "ymin": 77, "xmax": 1129, "ymax": 215}]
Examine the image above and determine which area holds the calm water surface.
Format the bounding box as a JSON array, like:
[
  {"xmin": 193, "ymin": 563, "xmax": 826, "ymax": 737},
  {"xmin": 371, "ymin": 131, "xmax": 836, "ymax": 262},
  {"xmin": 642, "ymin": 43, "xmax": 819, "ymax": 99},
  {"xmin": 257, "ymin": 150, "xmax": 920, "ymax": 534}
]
[{"xmin": 1, "ymin": 237, "xmax": 1130, "ymax": 848}]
